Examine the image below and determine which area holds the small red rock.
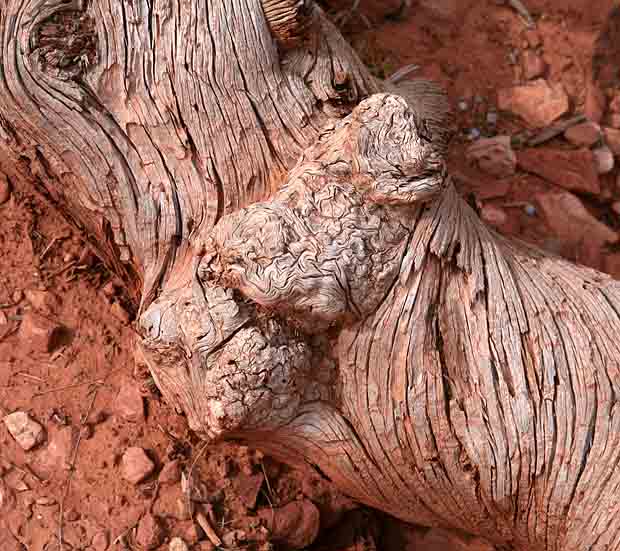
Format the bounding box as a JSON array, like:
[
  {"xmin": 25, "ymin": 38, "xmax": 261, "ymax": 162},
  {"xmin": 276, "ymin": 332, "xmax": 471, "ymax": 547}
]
[
  {"xmin": 222, "ymin": 530, "xmax": 247, "ymax": 547},
  {"xmin": 608, "ymin": 113, "xmax": 620, "ymax": 129},
  {"xmin": 593, "ymin": 146, "xmax": 615, "ymax": 174},
  {"xmin": 169, "ymin": 536, "xmax": 190, "ymax": 551},
  {"xmin": 91, "ymin": 530, "xmax": 109, "ymax": 551},
  {"xmin": 152, "ymin": 484, "xmax": 188, "ymax": 520},
  {"xmin": 113, "ymin": 381, "xmax": 145, "ymax": 423},
  {"xmin": 65, "ymin": 509, "xmax": 80, "ymax": 522},
  {"xmin": 24, "ymin": 289, "xmax": 61, "ymax": 313},
  {"xmin": 564, "ymin": 121, "xmax": 601, "ymax": 147},
  {"xmin": 518, "ymin": 148, "xmax": 600, "ymax": 195},
  {"xmin": 466, "ymin": 135, "xmax": 516, "ymax": 178},
  {"xmin": 521, "ymin": 50, "xmax": 546, "ymax": 80},
  {"xmin": 537, "ymin": 191, "xmax": 618, "ymax": 244},
  {"xmin": 158, "ymin": 459, "xmax": 182, "ymax": 485},
  {"xmin": 480, "ymin": 205, "xmax": 508, "ymax": 229},
  {"xmin": 19, "ymin": 312, "xmax": 66, "ymax": 353},
  {"xmin": 4, "ymin": 412, "xmax": 45, "ymax": 451},
  {"xmin": 498, "ymin": 79, "xmax": 569, "ymax": 128},
  {"xmin": 180, "ymin": 521, "xmax": 203, "ymax": 545},
  {"xmin": 604, "ymin": 127, "xmax": 620, "ymax": 155},
  {"xmin": 584, "ymin": 81, "xmax": 606, "ymax": 124},
  {"xmin": 537, "ymin": 190, "xmax": 618, "ymax": 268},
  {"xmin": 0, "ymin": 174, "xmax": 11, "ymax": 205},
  {"xmin": 135, "ymin": 513, "xmax": 165, "ymax": 550},
  {"xmin": 36, "ymin": 426, "xmax": 73, "ymax": 474},
  {"xmin": 121, "ymin": 447, "xmax": 155, "ymax": 485},
  {"xmin": 9, "ymin": 476, "xmax": 29, "ymax": 493},
  {"xmin": 258, "ymin": 500, "xmax": 320, "ymax": 549}
]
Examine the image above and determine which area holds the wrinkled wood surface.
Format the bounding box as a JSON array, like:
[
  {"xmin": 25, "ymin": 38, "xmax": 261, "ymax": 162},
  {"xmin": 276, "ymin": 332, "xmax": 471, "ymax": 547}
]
[
  {"xmin": 200, "ymin": 93, "xmax": 620, "ymax": 551},
  {"xmin": 0, "ymin": 0, "xmax": 378, "ymax": 306},
  {"xmin": 1, "ymin": 2, "xmax": 620, "ymax": 550}
]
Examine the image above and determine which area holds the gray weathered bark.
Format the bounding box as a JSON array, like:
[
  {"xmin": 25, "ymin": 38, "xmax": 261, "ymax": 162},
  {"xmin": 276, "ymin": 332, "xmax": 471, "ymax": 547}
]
[{"xmin": 1, "ymin": 1, "xmax": 620, "ymax": 550}]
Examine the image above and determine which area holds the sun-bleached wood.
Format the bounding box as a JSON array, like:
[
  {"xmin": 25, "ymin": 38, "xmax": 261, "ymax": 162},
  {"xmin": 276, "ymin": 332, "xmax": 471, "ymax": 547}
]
[{"xmin": 1, "ymin": 1, "xmax": 619, "ymax": 550}]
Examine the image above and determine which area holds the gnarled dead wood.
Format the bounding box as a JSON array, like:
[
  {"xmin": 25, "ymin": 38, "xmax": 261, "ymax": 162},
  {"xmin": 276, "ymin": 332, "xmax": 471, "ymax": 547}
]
[
  {"xmin": 185, "ymin": 93, "xmax": 620, "ymax": 550},
  {"xmin": 1, "ymin": 2, "xmax": 619, "ymax": 551}
]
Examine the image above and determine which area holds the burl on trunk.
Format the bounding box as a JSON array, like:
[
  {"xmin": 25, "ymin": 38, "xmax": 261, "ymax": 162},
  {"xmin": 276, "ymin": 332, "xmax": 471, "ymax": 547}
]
[{"xmin": 1, "ymin": 1, "xmax": 619, "ymax": 550}]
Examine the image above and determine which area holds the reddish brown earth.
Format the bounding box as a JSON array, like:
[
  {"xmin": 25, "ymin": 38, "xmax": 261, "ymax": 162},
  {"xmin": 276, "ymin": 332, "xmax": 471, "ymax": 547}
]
[{"xmin": 1, "ymin": 1, "xmax": 619, "ymax": 550}]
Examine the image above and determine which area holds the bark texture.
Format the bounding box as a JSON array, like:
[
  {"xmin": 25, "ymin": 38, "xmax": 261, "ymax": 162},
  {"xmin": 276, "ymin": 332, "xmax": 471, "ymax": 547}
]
[
  {"xmin": 1, "ymin": 1, "xmax": 619, "ymax": 551},
  {"xmin": 202, "ymin": 94, "xmax": 620, "ymax": 551}
]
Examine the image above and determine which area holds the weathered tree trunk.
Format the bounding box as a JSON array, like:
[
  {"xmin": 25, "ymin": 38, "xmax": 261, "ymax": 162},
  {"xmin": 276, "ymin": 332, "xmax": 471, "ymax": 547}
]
[{"xmin": 2, "ymin": 1, "xmax": 620, "ymax": 550}]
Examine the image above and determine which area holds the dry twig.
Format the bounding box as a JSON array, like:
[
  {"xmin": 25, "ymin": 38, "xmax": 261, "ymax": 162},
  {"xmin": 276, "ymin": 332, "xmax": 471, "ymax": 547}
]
[
  {"xmin": 15, "ymin": 372, "xmax": 45, "ymax": 383},
  {"xmin": 331, "ymin": 0, "xmax": 371, "ymax": 29},
  {"xmin": 46, "ymin": 260, "xmax": 77, "ymax": 279},
  {"xmin": 183, "ymin": 440, "xmax": 210, "ymax": 516},
  {"xmin": 505, "ymin": 0, "xmax": 535, "ymax": 27},
  {"xmin": 526, "ymin": 115, "xmax": 587, "ymax": 146},
  {"xmin": 196, "ymin": 509, "xmax": 223, "ymax": 547},
  {"xmin": 260, "ymin": 461, "xmax": 276, "ymax": 510},
  {"xmin": 33, "ymin": 379, "xmax": 105, "ymax": 398},
  {"xmin": 111, "ymin": 520, "xmax": 139, "ymax": 550},
  {"xmin": 57, "ymin": 386, "xmax": 99, "ymax": 550},
  {"xmin": 40, "ymin": 236, "xmax": 60, "ymax": 260},
  {"xmin": 387, "ymin": 64, "xmax": 420, "ymax": 84}
]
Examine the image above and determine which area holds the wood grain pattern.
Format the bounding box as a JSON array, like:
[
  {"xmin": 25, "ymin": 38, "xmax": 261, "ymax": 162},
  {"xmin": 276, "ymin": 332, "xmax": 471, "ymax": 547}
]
[
  {"xmin": 202, "ymin": 93, "xmax": 620, "ymax": 549},
  {"xmin": 1, "ymin": 1, "xmax": 619, "ymax": 550}
]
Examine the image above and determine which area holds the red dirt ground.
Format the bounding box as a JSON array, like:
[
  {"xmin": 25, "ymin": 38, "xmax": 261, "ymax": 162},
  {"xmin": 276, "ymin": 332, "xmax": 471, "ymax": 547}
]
[{"xmin": 1, "ymin": 1, "xmax": 619, "ymax": 550}]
